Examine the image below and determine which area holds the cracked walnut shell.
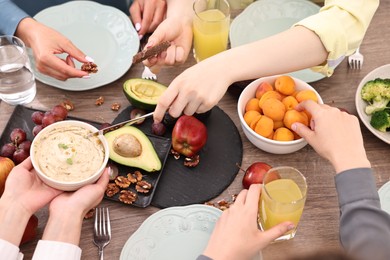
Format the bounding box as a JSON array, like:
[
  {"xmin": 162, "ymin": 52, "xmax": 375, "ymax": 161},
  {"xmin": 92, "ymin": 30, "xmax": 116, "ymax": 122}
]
[
  {"xmin": 119, "ymin": 190, "xmax": 138, "ymax": 204},
  {"xmin": 105, "ymin": 183, "xmax": 120, "ymax": 197},
  {"xmin": 115, "ymin": 176, "xmax": 131, "ymax": 188}
]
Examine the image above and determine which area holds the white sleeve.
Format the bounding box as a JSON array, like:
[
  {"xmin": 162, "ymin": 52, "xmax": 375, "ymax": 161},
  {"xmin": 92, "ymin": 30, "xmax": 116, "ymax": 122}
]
[
  {"xmin": 0, "ymin": 238, "xmax": 24, "ymax": 260},
  {"xmin": 32, "ymin": 240, "xmax": 82, "ymax": 260}
]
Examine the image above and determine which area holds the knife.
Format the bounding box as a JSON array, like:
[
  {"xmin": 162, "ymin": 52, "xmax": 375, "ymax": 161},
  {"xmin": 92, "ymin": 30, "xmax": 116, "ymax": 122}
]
[{"xmin": 92, "ymin": 112, "xmax": 154, "ymax": 136}]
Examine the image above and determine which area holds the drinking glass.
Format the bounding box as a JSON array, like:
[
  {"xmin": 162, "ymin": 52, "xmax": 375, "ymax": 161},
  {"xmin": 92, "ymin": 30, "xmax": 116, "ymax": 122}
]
[
  {"xmin": 0, "ymin": 35, "xmax": 36, "ymax": 105},
  {"xmin": 258, "ymin": 166, "xmax": 307, "ymax": 241},
  {"xmin": 192, "ymin": 0, "xmax": 230, "ymax": 62}
]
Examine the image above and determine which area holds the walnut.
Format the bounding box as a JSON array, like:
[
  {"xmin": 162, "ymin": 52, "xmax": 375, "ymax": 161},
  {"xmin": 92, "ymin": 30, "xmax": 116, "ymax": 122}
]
[
  {"xmin": 105, "ymin": 183, "xmax": 120, "ymax": 197},
  {"xmin": 84, "ymin": 208, "xmax": 95, "ymax": 219},
  {"xmin": 127, "ymin": 170, "xmax": 143, "ymax": 184},
  {"xmin": 61, "ymin": 99, "xmax": 75, "ymax": 111},
  {"xmin": 205, "ymin": 194, "xmax": 238, "ymax": 211},
  {"xmin": 81, "ymin": 62, "xmax": 98, "ymax": 73},
  {"xmin": 134, "ymin": 170, "xmax": 143, "ymax": 181},
  {"xmin": 95, "ymin": 96, "xmax": 104, "ymax": 106},
  {"xmin": 170, "ymin": 148, "xmax": 180, "ymax": 160},
  {"xmin": 119, "ymin": 190, "xmax": 138, "ymax": 204},
  {"xmin": 111, "ymin": 102, "xmax": 121, "ymax": 111},
  {"xmin": 115, "ymin": 176, "xmax": 131, "ymax": 188},
  {"xmin": 184, "ymin": 154, "xmax": 200, "ymax": 167},
  {"xmin": 135, "ymin": 180, "xmax": 152, "ymax": 193}
]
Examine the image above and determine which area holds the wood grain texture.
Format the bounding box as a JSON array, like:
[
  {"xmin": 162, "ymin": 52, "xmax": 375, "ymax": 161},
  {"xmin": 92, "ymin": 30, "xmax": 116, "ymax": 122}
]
[{"xmin": 1, "ymin": 1, "xmax": 389, "ymax": 259}]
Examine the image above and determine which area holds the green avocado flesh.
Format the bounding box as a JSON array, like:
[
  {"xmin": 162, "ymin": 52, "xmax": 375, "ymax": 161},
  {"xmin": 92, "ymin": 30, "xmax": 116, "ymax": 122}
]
[
  {"xmin": 123, "ymin": 78, "xmax": 167, "ymax": 110},
  {"xmin": 104, "ymin": 126, "xmax": 161, "ymax": 172}
]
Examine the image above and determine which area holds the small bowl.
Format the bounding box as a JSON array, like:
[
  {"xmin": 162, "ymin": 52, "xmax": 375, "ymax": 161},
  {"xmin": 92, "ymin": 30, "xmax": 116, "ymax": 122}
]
[
  {"xmin": 31, "ymin": 120, "xmax": 109, "ymax": 191},
  {"xmin": 237, "ymin": 75, "xmax": 323, "ymax": 154}
]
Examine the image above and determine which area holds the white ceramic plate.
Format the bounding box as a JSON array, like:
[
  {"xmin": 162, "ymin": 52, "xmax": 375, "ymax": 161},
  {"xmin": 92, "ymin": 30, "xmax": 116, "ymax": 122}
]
[
  {"xmin": 229, "ymin": 0, "xmax": 323, "ymax": 83},
  {"xmin": 378, "ymin": 181, "xmax": 390, "ymax": 214},
  {"xmin": 31, "ymin": 1, "xmax": 139, "ymax": 91},
  {"xmin": 355, "ymin": 64, "xmax": 390, "ymax": 144}
]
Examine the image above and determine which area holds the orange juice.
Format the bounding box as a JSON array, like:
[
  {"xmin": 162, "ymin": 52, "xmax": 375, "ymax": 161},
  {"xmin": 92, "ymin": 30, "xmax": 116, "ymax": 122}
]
[
  {"xmin": 259, "ymin": 178, "xmax": 305, "ymax": 232},
  {"xmin": 193, "ymin": 9, "xmax": 230, "ymax": 62}
]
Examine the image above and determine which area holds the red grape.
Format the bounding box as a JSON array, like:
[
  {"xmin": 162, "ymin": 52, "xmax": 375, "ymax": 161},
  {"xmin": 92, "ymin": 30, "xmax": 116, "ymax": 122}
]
[
  {"xmin": 19, "ymin": 140, "xmax": 32, "ymax": 152},
  {"xmin": 151, "ymin": 122, "xmax": 166, "ymax": 136},
  {"xmin": 42, "ymin": 113, "xmax": 56, "ymax": 127},
  {"xmin": 13, "ymin": 149, "xmax": 29, "ymax": 165},
  {"xmin": 31, "ymin": 111, "xmax": 45, "ymax": 125},
  {"xmin": 32, "ymin": 125, "xmax": 44, "ymax": 136},
  {"xmin": 0, "ymin": 143, "xmax": 16, "ymax": 158},
  {"xmin": 10, "ymin": 128, "xmax": 27, "ymax": 145},
  {"xmin": 51, "ymin": 105, "xmax": 68, "ymax": 121}
]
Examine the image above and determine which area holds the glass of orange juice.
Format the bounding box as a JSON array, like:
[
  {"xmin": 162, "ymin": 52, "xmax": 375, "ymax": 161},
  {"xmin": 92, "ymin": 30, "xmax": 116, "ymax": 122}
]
[
  {"xmin": 192, "ymin": 0, "xmax": 230, "ymax": 62},
  {"xmin": 258, "ymin": 166, "xmax": 307, "ymax": 241}
]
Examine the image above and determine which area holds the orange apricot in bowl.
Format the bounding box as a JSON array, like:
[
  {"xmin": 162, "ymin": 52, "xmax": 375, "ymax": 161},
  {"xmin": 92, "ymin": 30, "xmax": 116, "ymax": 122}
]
[
  {"xmin": 261, "ymin": 98, "xmax": 286, "ymax": 121},
  {"xmin": 282, "ymin": 95, "xmax": 299, "ymax": 110},
  {"xmin": 273, "ymin": 127, "xmax": 295, "ymax": 141},
  {"xmin": 283, "ymin": 109, "xmax": 309, "ymax": 130},
  {"xmin": 243, "ymin": 110, "xmax": 261, "ymax": 126},
  {"xmin": 275, "ymin": 75, "xmax": 296, "ymax": 95},
  {"xmin": 245, "ymin": 97, "xmax": 261, "ymax": 112},
  {"xmin": 258, "ymin": 90, "xmax": 283, "ymax": 109},
  {"xmin": 254, "ymin": 115, "xmax": 274, "ymax": 137},
  {"xmin": 295, "ymin": 89, "xmax": 319, "ymax": 103},
  {"xmin": 255, "ymin": 81, "xmax": 274, "ymax": 99}
]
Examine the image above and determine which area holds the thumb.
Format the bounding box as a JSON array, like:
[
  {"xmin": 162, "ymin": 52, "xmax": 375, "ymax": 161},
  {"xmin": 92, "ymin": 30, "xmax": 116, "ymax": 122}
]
[
  {"xmin": 291, "ymin": 122, "xmax": 313, "ymax": 141},
  {"xmin": 259, "ymin": 222, "xmax": 295, "ymax": 245}
]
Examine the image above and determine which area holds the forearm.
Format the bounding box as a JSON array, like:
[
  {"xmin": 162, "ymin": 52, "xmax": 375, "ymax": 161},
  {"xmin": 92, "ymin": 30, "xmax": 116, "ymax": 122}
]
[
  {"xmin": 42, "ymin": 211, "xmax": 83, "ymax": 245},
  {"xmin": 14, "ymin": 17, "xmax": 40, "ymax": 49},
  {"xmin": 166, "ymin": 0, "xmax": 193, "ymax": 22},
  {"xmin": 0, "ymin": 198, "xmax": 31, "ymax": 246}
]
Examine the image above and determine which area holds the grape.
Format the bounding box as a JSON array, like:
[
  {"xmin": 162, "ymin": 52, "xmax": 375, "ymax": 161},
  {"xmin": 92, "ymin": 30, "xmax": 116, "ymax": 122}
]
[
  {"xmin": 13, "ymin": 149, "xmax": 29, "ymax": 165},
  {"xmin": 130, "ymin": 108, "xmax": 146, "ymax": 125},
  {"xmin": 31, "ymin": 111, "xmax": 45, "ymax": 125},
  {"xmin": 19, "ymin": 140, "xmax": 32, "ymax": 152},
  {"xmin": 42, "ymin": 113, "xmax": 56, "ymax": 127},
  {"xmin": 51, "ymin": 105, "xmax": 68, "ymax": 121},
  {"xmin": 151, "ymin": 122, "xmax": 166, "ymax": 136},
  {"xmin": 0, "ymin": 143, "xmax": 16, "ymax": 158},
  {"xmin": 32, "ymin": 125, "xmax": 44, "ymax": 136},
  {"xmin": 162, "ymin": 112, "xmax": 178, "ymax": 129},
  {"xmin": 10, "ymin": 128, "xmax": 27, "ymax": 145}
]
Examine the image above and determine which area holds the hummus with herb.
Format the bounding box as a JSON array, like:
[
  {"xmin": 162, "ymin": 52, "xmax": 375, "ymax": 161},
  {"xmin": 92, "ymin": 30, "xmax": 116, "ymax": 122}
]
[{"xmin": 33, "ymin": 125, "xmax": 105, "ymax": 182}]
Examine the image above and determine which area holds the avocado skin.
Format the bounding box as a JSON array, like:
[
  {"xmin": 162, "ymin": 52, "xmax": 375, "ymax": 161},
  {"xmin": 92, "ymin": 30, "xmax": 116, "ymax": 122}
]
[{"xmin": 104, "ymin": 126, "xmax": 161, "ymax": 172}]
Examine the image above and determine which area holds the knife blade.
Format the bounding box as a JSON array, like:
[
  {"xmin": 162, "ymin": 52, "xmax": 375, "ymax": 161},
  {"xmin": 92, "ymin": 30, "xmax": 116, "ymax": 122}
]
[{"xmin": 93, "ymin": 112, "xmax": 154, "ymax": 136}]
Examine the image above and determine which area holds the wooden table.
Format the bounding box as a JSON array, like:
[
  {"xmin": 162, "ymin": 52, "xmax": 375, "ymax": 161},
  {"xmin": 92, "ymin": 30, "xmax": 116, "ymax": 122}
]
[{"xmin": 1, "ymin": 1, "xmax": 389, "ymax": 259}]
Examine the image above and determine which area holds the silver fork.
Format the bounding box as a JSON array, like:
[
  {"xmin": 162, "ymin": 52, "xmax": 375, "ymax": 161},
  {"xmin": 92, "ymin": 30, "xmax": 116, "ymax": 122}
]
[
  {"xmin": 348, "ymin": 47, "xmax": 364, "ymax": 69},
  {"xmin": 142, "ymin": 65, "xmax": 157, "ymax": 80},
  {"xmin": 93, "ymin": 207, "xmax": 111, "ymax": 260}
]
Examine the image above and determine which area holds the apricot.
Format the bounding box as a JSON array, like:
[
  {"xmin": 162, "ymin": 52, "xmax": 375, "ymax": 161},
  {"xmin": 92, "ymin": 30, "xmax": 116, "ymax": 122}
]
[
  {"xmin": 243, "ymin": 110, "xmax": 261, "ymax": 126},
  {"xmin": 273, "ymin": 127, "xmax": 294, "ymax": 141},
  {"xmin": 273, "ymin": 120, "xmax": 284, "ymax": 130},
  {"xmin": 258, "ymin": 91, "xmax": 283, "ymax": 109},
  {"xmin": 261, "ymin": 98, "xmax": 286, "ymax": 121},
  {"xmin": 282, "ymin": 96, "xmax": 299, "ymax": 110},
  {"xmin": 245, "ymin": 98, "xmax": 261, "ymax": 112},
  {"xmin": 249, "ymin": 114, "xmax": 262, "ymax": 130},
  {"xmin": 295, "ymin": 89, "xmax": 318, "ymax": 103},
  {"xmin": 283, "ymin": 109, "xmax": 309, "ymax": 130},
  {"xmin": 255, "ymin": 82, "xmax": 274, "ymax": 99},
  {"xmin": 275, "ymin": 75, "xmax": 295, "ymax": 95},
  {"xmin": 254, "ymin": 115, "xmax": 274, "ymax": 137}
]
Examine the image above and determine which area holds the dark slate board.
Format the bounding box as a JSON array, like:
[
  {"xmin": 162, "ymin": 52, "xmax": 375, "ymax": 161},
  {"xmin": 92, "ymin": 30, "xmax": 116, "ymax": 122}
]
[{"xmin": 111, "ymin": 106, "xmax": 243, "ymax": 208}]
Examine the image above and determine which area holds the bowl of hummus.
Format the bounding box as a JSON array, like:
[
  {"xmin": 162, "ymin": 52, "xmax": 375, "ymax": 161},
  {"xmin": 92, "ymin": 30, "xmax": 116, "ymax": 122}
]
[{"xmin": 31, "ymin": 120, "xmax": 109, "ymax": 191}]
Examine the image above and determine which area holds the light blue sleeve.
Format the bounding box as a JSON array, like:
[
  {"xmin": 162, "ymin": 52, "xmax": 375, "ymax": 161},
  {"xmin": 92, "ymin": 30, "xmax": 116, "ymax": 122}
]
[{"xmin": 0, "ymin": 0, "xmax": 30, "ymax": 35}]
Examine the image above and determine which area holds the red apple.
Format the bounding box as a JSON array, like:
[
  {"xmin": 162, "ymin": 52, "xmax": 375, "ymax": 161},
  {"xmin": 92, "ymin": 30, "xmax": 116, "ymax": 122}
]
[
  {"xmin": 171, "ymin": 115, "xmax": 207, "ymax": 157},
  {"xmin": 20, "ymin": 214, "xmax": 38, "ymax": 245},
  {"xmin": 242, "ymin": 162, "xmax": 272, "ymax": 189},
  {"xmin": 0, "ymin": 156, "xmax": 15, "ymax": 196}
]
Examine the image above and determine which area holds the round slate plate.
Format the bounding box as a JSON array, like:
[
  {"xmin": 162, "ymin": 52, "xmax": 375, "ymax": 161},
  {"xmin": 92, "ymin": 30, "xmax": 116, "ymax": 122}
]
[{"xmin": 111, "ymin": 106, "xmax": 243, "ymax": 208}]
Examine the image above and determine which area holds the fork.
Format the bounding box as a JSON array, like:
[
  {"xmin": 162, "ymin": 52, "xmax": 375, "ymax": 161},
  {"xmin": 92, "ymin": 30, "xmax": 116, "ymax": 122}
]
[
  {"xmin": 348, "ymin": 47, "xmax": 364, "ymax": 69},
  {"xmin": 93, "ymin": 207, "xmax": 111, "ymax": 260},
  {"xmin": 142, "ymin": 65, "xmax": 157, "ymax": 80}
]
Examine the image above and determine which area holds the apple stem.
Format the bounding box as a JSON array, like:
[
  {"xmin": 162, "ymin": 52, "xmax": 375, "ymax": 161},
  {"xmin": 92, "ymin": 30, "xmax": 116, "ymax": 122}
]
[{"xmin": 236, "ymin": 163, "xmax": 246, "ymax": 173}]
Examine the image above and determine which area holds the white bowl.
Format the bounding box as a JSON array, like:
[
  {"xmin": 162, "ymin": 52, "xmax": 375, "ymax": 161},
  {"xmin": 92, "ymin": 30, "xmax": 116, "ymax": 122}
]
[
  {"xmin": 237, "ymin": 75, "xmax": 323, "ymax": 154},
  {"xmin": 31, "ymin": 120, "xmax": 109, "ymax": 191},
  {"xmin": 355, "ymin": 64, "xmax": 390, "ymax": 144}
]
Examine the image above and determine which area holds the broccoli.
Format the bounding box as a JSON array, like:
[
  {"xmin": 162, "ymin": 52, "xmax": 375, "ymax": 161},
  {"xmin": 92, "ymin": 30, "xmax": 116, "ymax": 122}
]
[
  {"xmin": 370, "ymin": 110, "xmax": 390, "ymax": 132},
  {"xmin": 361, "ymin": 78, "xmax": 390, "ymax": 114}
]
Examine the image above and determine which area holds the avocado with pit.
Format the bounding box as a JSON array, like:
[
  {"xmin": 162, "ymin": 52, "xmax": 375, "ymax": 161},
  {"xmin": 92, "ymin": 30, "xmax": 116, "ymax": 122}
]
[{"xmin": 104, "ymin": 126, "xmax": 161, "ymax": 172}]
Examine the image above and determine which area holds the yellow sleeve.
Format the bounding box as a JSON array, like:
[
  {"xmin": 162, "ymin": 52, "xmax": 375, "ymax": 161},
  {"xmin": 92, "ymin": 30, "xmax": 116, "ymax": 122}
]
[{"xmin": 295, "ymin": 0, "xmax": 379, "ymax": 76}]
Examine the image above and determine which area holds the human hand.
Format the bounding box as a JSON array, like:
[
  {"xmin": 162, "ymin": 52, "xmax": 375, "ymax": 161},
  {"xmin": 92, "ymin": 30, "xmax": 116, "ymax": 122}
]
[
  {"xmin": 129, "ymin": 0, "xmax": 167, "ymax": 39},
  {"xmin": 292, "ymin": 100, "xmax": 371, "ymax": 173},
  {"xmin": 203, "ymin": 185, "xmax": 294, "ymax": 260},
  {"xmin": 143, "ymin": 14, "xmax": 193, "ymax": 69},
  {"xmin": 15, "ymin": 18, "xmax": 91, "ymax": 81}
]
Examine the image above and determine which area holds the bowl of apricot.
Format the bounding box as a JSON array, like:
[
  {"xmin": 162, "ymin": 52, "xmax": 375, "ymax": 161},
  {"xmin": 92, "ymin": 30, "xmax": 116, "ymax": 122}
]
[{"xmin": 237, "ymin": 75, "xmax": 323, "ymax": 154}]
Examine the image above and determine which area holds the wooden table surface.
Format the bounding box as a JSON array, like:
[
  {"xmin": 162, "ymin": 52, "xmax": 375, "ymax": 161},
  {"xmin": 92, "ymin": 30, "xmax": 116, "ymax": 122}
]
[{"xmin": 1, "ymin": 1, "xmax": 389, "ymax": 259}]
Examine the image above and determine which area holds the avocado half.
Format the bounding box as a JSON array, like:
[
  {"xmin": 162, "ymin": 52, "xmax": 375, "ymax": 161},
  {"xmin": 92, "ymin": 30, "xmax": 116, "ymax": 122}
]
[
  {"xmin": 123, "ymin": 78, "xmax": 167, "ymax": 110},
  {"xmin": 104, "ymin": 126, "xmax": 161, "ymax": 172}
]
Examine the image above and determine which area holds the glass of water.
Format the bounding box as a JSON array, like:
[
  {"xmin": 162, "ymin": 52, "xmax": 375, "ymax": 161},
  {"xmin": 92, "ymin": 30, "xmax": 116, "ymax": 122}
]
[{"xmin": 0, "ymin": 35, "xmax": 36, "ymax": 105}]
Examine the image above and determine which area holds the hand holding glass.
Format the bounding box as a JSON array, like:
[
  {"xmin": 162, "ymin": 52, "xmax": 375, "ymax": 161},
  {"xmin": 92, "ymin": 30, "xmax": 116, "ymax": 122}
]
[
  {"xmin": 258, "ymin": 166, "xmax": 307, "ymax": 241},
  {"xmin": 0, "ymin": 35, "xmax": 36, "ymax": 105},
  {"xmin": 192, "ymin": 0, "xmax": 230, "ymax": 62}
]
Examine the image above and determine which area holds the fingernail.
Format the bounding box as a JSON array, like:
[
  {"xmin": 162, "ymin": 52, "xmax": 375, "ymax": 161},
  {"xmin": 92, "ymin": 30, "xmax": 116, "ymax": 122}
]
[
  {"xmin": 85, "ymin": 56, "xmax": 94, "ymax": 62},
  {"xmin": 82, "ymin": 75, "xmax": 90, "ymax": 79},
  {"xmin": 145, "ymin": 40, "xmax": 154, "ymax": 48},
  {"xmin": 287, "ymin": 224, "xmax": 295, "ymax": 231},
  {"xmin": 139, "ymin": 34, "xmax": 143, "ymax": 40},
  {"xmin": 107, "ymin": 166, "xmax": 112, "ymax": 175},
  {"xmin": 135, "ymin": 23, "xmax": 141, "ymax": 31},
  {"xmin": 291, "ymin": 123, "xmax": 297, "ymax": 131}
]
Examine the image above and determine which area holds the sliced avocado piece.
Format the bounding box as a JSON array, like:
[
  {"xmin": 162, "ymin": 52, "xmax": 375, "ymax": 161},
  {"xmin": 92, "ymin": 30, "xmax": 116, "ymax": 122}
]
[
  {"xmin": 104, "ymin": 126, "xmax": 161, "ymax": 172},
  {"xmin": 123, "ymin": 78, "xmax": 167, "ymax": 110}
]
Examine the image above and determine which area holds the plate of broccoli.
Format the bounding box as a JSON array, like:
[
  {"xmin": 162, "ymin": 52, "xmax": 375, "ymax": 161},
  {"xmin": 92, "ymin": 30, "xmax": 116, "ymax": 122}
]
[{"xmin": 355, "ymin": 64, "xmax": 390, "ymax": 144}]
